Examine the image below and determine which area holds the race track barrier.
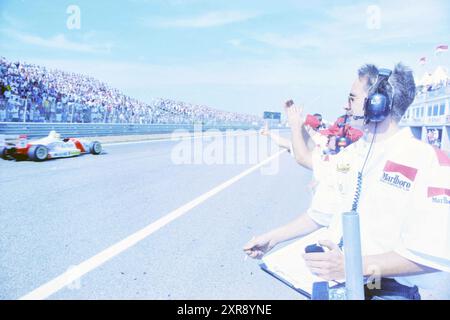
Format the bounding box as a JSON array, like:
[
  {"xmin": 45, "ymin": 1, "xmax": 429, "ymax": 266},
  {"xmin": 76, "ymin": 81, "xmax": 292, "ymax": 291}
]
[{"xmin": 0, "ymin": 122, "xmax": 270, "ymax": 139}]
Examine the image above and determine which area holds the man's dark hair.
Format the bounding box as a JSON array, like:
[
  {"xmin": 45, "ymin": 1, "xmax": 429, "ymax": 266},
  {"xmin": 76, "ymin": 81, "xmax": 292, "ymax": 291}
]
[{"xmin": 358, "ymin": 63, "xmax": 416, "ymax": 122}]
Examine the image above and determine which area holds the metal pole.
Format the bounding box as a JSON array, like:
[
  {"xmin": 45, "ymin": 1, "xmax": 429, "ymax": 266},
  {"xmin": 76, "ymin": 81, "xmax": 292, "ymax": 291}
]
[
  {"xmin": 342, "ymin": 211, "xmax": 365, "ymax": 300},
  {"xmin": 23, "ymin": 97, "xmax": 27, "ymax": 122}
]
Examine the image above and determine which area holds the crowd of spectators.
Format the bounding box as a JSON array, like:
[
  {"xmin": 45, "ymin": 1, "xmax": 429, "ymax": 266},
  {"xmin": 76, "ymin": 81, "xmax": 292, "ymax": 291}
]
[{"xmin": 0, "ymin": 57, "xmax": 261, "ymax": 125}]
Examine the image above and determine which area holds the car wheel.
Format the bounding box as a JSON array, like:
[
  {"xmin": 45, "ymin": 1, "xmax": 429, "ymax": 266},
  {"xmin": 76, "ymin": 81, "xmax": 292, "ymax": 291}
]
[
  {"xmin": 28, "ymin": 145, "xmax": 48, "ymax": 161},
  {"xmin": 89, "ymin": 141, "xmax": 102, "ymax": 155},
  {"xmin": 0, "ymin": 147, "xmax": 7, "ymax": 160}
]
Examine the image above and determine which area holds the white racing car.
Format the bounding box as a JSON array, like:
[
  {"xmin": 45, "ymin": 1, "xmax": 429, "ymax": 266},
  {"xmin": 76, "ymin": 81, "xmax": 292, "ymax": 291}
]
[{"xmin": 1, "ymin": 130, "xmax": 102, "ymax": 161}]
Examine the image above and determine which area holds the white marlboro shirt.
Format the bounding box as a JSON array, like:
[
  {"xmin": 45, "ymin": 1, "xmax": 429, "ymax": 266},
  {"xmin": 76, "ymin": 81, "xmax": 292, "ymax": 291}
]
[{"xmin": 307, "ymin": 127, "xmax": 450, "ymax": 299}]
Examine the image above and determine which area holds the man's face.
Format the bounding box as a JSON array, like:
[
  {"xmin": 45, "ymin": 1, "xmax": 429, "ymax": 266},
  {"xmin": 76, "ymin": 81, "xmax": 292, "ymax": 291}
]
[{"xmin": 347, "ymin": 77, "xmax": 369, "ymax": 127}]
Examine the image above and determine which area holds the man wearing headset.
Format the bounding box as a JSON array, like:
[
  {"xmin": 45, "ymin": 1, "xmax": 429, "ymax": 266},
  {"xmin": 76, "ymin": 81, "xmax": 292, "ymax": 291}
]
[{"xmin": 244, "ymin": 63, "xmax": 450, "ymax": 299}]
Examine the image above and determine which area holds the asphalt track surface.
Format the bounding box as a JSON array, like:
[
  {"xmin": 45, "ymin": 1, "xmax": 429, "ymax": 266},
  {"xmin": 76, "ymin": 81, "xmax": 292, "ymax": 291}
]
[{"xmin": 0, "ymin": 131, "xmax": 313, "ymax": 299}]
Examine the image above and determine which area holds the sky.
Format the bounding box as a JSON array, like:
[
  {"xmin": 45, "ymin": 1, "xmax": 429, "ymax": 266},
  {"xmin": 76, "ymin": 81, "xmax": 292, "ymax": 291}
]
[{"xmin": 0, "ymin": 0, "xmax": 449, "ymax": 120}]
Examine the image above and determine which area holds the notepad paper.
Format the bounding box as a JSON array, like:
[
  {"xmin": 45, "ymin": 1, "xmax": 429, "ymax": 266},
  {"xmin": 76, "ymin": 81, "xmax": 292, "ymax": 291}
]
[{"xmin": 261, "ymin": 228, "xmax": 343, "ymax": 296}]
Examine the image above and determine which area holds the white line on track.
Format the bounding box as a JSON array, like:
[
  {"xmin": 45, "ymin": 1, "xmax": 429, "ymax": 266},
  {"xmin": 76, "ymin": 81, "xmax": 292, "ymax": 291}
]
[{"xmin": 19, "ymin": 149, "xmax": 287, "ymax": 300}]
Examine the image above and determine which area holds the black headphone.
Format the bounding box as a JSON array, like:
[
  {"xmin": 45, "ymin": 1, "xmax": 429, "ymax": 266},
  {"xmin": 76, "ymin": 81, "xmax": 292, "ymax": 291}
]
[{"xmin": 363, "ymin": 68, "xmax": 393, "ymax": 123}]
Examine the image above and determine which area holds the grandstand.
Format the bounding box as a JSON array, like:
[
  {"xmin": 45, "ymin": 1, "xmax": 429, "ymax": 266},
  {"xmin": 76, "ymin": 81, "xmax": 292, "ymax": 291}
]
[
  {"xmin": 400, "ymin": 65, "xmax": 450, "ymax": 150},
  {"xmin": 0, "ymin": 57, "xmax": 261, "ymax": 126}
]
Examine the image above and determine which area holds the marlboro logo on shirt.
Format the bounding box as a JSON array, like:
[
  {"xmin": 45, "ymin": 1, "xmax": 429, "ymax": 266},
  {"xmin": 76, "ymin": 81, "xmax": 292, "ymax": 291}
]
[
  {"xmin": 428, "ymin": 187, "xmax": 450, "ymax": 205},
  {"xmin": 380, "ymin": 160, "xmax": 418, "ymax": 191}
]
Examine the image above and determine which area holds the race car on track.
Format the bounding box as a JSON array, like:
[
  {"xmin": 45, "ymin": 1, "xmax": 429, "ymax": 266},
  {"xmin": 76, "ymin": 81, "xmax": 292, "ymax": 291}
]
[{"xmin": 1, "ymin": 130, "xmax": 102, "ymax": 162}]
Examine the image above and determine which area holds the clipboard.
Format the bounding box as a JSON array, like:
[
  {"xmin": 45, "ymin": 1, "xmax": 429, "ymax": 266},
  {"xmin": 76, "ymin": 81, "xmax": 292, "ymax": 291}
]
[
  {"xmin": 259, "ymin": 262, "xmax": 346, "ymax": 299},
  {"xmin": 258, "ymin": 228, "xmax": 344, "ymax": 299},
  {"xmin": 259, "ymin": 262, "xmax": 313, "ymax": 298}
]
